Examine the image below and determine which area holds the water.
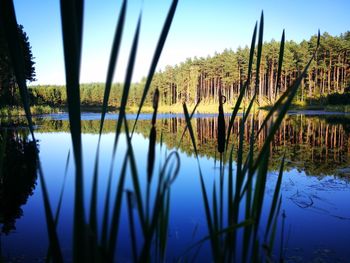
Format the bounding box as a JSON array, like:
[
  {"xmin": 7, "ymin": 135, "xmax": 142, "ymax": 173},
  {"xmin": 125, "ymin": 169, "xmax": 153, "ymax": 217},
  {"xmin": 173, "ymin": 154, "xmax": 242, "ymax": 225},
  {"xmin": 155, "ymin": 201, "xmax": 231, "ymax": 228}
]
[{"xmin": 1, "ymin": 112, "xmax": 350, "ymax": 262}]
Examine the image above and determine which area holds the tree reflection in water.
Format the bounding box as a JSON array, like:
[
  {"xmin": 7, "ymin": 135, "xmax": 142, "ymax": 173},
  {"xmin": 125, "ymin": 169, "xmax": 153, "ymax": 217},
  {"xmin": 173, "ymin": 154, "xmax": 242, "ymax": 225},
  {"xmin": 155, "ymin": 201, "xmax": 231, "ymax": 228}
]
[{"xmin": 0, "ymin": 126, "xmax": 38, "ymax": 234}]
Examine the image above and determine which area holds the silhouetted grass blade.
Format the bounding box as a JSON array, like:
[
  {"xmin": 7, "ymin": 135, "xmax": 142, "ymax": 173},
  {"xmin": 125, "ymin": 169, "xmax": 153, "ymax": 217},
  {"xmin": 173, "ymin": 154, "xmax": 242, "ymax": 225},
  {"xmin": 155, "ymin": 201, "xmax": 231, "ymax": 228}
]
[
  {"xmin": 255, "ymin": 12, "xmax": 264, "ymax": 95},
  {"xmin": 253, "ymin": 32, "xmax": 320, "ymax": 173},
  {"xmin": 38, "ymin": 163, "xmax": 64, "ymax": 263},
  {"xmin": 99, "ymin": 0, "xmax": 127, "ymax": 137},
  {"xmin": 183, "ymin": 103, "xmax": 220, "ymax": 261},
  {"xmin": 0, "ymin": 0, "xmax": 35, "ymax": 139},
  {"xmin": 132, "ymin": 0, "xmax": 178, "ymax": 134},
  {"xmin": 265, "ymin": 155, "xmax": 285, "ymax": 240},
  {"xmin": 111, "ymin": 14, "xmax": 141, "ymax": 158},
  {"xmin": 106, "ymin": 154, "xmax": 128, "ymax": 261},
  {"xmin": 217, "ymin": 89, "xmax": 225, "ymax": 153},
  {"xmin": 275, "ymin": 30, "xmax": 285, "ymax": 99},
  {"xmin": 225, "ymin": 22, "xmax": 257, "ymax": 151},
  {"xmin": 60, "ymin": 0, "xmax": 86, "ymax": 260},
  {"xmin": 178, "ymin": 98, "xmax": 201, "ymax": 148},
  {"xmin": 126, "ymin": 190, "xmax": 138, "ymax": 263}
]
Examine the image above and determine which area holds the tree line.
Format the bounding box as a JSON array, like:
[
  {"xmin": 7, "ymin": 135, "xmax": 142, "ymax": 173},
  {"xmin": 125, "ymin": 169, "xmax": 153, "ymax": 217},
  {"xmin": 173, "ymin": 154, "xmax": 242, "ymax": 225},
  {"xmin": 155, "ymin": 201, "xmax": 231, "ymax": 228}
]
[
  {"xmin": 25, "ymin": 32, "xmax": 350, "ymax": 109},
  {"xmin": 151, "ymin": 31, "xmax": 350, "ymax": 105}
]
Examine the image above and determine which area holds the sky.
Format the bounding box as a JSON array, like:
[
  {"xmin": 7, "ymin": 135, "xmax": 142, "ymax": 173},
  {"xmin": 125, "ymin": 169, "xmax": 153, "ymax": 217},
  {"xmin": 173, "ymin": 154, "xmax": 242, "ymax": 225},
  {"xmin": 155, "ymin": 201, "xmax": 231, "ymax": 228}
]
[{"xmin": 12, "ymin": 0, "xmax": 350, "ymax": 85}]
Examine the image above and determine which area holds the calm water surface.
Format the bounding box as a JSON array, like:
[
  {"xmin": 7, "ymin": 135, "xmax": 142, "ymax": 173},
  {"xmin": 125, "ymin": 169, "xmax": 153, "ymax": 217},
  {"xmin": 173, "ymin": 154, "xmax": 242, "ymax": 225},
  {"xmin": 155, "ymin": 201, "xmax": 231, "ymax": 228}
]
[{"xmin": 1, "ymin": 112, "xmax": 350, "ymax": 262}]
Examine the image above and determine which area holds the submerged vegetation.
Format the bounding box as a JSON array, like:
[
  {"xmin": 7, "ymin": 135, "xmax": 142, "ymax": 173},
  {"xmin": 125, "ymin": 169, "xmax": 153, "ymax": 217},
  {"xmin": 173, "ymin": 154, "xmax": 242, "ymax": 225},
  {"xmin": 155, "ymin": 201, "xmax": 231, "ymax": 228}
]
[{"xmin": 0, "ymin": 0, "xmax": 336, "ymax": 262}]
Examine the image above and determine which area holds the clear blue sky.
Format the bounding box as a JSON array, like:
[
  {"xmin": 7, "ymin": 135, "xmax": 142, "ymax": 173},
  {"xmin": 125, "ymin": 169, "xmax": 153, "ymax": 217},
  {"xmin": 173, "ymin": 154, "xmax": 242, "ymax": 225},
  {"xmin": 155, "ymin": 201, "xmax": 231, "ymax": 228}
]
[{"xmin": 13, "ymin": 0, "xmax": 350, "ymax": 85}]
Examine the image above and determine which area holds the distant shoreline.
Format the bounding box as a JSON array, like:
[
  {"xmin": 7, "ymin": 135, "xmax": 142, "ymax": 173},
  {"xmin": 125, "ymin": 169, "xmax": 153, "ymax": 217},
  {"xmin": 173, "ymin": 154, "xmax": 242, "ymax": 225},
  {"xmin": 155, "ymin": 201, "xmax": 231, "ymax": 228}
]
[{"xmin": 1, "ymin": 103, "xmax": 350, "ymax": 117}]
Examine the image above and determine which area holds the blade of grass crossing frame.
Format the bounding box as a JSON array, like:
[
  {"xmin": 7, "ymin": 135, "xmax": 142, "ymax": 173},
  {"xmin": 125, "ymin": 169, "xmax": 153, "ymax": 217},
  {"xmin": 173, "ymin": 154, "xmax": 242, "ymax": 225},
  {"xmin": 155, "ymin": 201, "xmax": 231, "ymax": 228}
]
[
  {"xmin": 212, "ymin": 182, "xmax": 219, "ymax": 234},
  {"xmin": 257, "ymin": 31, "xmax": 319, "ymax": 136},
  {"xmin": 225, "ymin": 22, "xmax": 257, "ymax": 151},
  {"xmin": 89, "ymin": 150, "xmax": 99, "ymax": 235},
  {"xmin": 274, "ymin": 30, "xmax": 285, "ymax": 99},
  {"xmin": 126, "ymin": 190, "xmax": 138, "ymax": 263},
  {"xmin": 177, "ymin": 98, "xmax": 201, "ymax": 148},
  {"xmin": 252, "ymin": 32, "xmax": 320, "ymax": 174},
  {"xmin": 99, "ymin": 0, "xmax": 127, "ymax": 137},
  {"xmin": 106, "ymin": 153, "xmax": 128, "ymax": 261},
  {"xmin": 1, "ymin": 2, "xmax": 62, "ymax": 261},
  {"xmin": 0, "ymin": 0, "xmax": 35, "ymax": 139},
  {"xmin": 180, "ymin": 219, "xmax": 254, "ymax": 258},
  {"xmin": 123, "ymin": 118, "xmax": 146, "ymax": 232},
  {"xmin": 140, "ymin": 151, "xmax": 180, "ymax": 261},
  {"xmin": 183, "ymin": 103, "xmax": 220, "ymax": 261},
  {"xmin": 93, "ymin": 0, "xmax": 126, "ymax": 241},
  {"xmin": 110, "ymin": 14, "xmax": 141, "ymax": 161},
  {"xmin": 38, "ymin": 163, "xmax": 63, "ymax": 263},
  {"xmin": 255, "ymin": 12, "xmax": 264, "ymax": 94},
  {"xmin": 132, "ymin": 0, "xmax": 178, "ymax": 135},
  {"xmin": 251, "ymin": 145, "xmax": 269, "ymax": 255},
  {"xmin": 265, "ymin": 154, "xmax": 285, "ymax": 239},
  {"xmin": 60, "ymin": 0, "xmax": 85, "ymax": 260},
  {"xmin": 101, "ymin": 16, "xmax": 142, "ymax": 247},
  {"xmin": 46, "ymin": 151, "xmax": 70, "ymax": 263},
  {"xmin": 268, "ymin": 196, "xmax": 282, "ymax": 253}
]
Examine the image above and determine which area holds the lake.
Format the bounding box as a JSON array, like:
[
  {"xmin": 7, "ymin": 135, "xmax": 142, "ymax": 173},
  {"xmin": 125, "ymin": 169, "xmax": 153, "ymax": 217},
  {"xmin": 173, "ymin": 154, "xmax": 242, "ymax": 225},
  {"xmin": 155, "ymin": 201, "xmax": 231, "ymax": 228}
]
[{"xmin": 1, "ymin": 112, "xmax": 350, "ymax": 262}]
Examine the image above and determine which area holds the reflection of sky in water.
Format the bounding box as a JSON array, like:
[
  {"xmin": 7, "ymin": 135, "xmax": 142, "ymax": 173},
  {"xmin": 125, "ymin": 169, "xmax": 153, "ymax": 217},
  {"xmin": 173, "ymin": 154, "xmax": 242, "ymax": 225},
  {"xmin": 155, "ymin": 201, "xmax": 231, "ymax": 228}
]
[{"xmin": 2, "ymin": 114, "xmax": 350, "ymax": 262}]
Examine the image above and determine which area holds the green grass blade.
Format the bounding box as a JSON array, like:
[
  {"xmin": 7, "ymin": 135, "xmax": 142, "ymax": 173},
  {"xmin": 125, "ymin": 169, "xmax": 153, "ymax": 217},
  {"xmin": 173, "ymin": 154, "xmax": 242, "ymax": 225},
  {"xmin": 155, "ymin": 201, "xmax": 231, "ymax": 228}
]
[
  {"xmin": 225, "ymin": 22, "xmax": 257, "ymax": 151},
  {"xmin": 38, "ymin": 163, "xmax": 64, "ymax": 263},
  {"xmin": 251, "ymin": 144, "xmax": 269, "ymax": 246},
  {"xmin": 255, "ymin": 12, "xmax": 264, "ymax": 94},
  {"xmin": 140, "ymin": 151, "xmax": 180, "ymax": 261},
  {"xmin": 180, "ymin": 219, "xmax": 254, "ymax": 258},
  {"xmin": 110, "ymin": 14, "xmax": 141, "ymax": 161},
  {"xmin": 182, "ymin": 103, "xmax": 221, "ymax": 260},
  {"xmin": 89, "ymin": 148, "xmax": 99, "ymax": 235},
  {"xmin": 102, "ymin": 16, "xmax": 142, "ymax": 246},
  {"xmin": 147, "ymin": 88, "xmax": 159, "ymax": 183},
  {"xmin": 177, "ymin": 98, "xmax": 201, "ymax": 148},
  {"xmin": 274, "ymin": 30, "xmax": 285, "ymax": 99},
  {"xmin": 99, "ymin": 0, "xmax": 127, "ymax": 137},
  {"xmin": 257, "ymin": 31, "xmax": 319, "ymax": 137},
  {"xmin": 46, "ymin": 150, "xmax": 70, "ymax": 263},
  {"xmin": 126, "ymin": 190, "xmax": 138, "ymax": 263},
  {"xmin": 265, "ymin": 154, "xmax": 285, "ymax": 239},
  {"xmin": 252, "ymin": 32, "xmax": 320, "ymax": 174},
  {"xmin": 217, "ymin": 96, "xmax": 225, "ymax": 154},
  {"xmin": 131, "ymin": 0, "xmax": 178, "ymax": 135},
  {"xmin": 212, "ymin": 182, "xmax": 219, "ymax": 233},
  {"xmin": 56, "ymin": 150, "xmax": 70, "ymax": 224},
  {"xmin": 268, "ymin": 196, "xmax": 282, "ymax": 255},
  {"xmin": 106, "ymin": 153, "xmax": 128, "ymax": 261},
  {"xmin": 123, "ymin": 118, "xmax": 146, "ymax": 232}
]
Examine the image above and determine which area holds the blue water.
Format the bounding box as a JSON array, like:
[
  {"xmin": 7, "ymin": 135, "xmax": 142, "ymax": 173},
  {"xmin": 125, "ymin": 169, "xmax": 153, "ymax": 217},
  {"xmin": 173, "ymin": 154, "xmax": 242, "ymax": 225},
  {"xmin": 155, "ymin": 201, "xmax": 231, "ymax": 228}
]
[{"xmin": 1, "ymin": 113, "xmax": 350, "ymax": 262}]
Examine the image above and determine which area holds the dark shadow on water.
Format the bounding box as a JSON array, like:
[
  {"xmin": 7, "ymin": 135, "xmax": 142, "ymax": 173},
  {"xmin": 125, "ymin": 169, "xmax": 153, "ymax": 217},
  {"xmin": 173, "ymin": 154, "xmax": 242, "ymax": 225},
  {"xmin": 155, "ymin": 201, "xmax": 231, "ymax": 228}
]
[{"xmin": 0, "ymin": 125, "xmax": 38, "ymax": 234}]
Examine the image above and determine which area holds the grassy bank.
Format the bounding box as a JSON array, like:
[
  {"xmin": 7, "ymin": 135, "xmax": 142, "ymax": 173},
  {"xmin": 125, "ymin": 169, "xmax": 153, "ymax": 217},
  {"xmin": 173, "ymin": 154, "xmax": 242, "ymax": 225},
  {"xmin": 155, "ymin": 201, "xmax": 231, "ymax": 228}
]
[
  {"xmin": 0, "ymin": 105, "xmax": 62, "ymax": 116},
  {"xmin": 2, "ymin": 101, "xmax": 350, "ymax": 117}
]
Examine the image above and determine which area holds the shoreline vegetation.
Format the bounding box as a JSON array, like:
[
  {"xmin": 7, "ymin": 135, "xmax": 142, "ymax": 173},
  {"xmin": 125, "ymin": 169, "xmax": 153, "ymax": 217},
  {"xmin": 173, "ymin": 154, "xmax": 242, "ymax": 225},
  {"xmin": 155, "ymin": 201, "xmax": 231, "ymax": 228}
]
[
  {"xmin": 1, "ymin": 30, "xmax": 348, "ymax": 116},
  {"xmin": 1, "ymin": 30, "xmax": 349, "ymax": 116},
  {"xmin": 1, "ymin": 99, "xmax": 350, "ymax": 116}
]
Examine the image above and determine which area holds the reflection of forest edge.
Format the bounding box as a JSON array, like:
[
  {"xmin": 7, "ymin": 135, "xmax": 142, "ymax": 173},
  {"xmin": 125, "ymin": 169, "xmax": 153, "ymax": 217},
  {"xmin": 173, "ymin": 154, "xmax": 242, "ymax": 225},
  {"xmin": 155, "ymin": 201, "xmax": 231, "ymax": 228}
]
[
  {"xmin": 0, "ymin": 129, "xmax": 38, "ymax": 234},
  {"xmin": 3, "ymin": 114, "xmax": 350, "ymax": 177}
]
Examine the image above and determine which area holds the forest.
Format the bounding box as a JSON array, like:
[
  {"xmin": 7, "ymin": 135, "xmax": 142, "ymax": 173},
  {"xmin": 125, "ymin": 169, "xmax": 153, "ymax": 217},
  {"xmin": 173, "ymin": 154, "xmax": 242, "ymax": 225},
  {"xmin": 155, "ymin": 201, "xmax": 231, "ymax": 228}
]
[{"xmin": 26, "ymin": 31, "xmax": 350, "ymax": 110}]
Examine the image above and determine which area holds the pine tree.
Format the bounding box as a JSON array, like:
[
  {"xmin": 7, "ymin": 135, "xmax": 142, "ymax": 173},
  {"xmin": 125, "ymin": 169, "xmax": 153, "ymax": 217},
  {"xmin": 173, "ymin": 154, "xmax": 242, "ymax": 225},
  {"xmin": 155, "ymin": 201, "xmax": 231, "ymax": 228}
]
[{"xmin": 0, "ymin": 24, "xmax": 36, "ymax": 105}]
